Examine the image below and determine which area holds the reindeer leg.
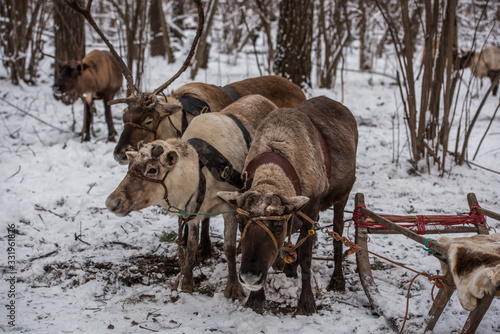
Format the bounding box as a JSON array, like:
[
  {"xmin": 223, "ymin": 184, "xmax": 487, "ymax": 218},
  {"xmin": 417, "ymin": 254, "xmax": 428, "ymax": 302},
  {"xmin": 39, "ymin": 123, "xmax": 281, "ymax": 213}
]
[
  {"xmin": 296, "ymin": 206, "xmax": 318, "ymax": 315},
  {"xmin": 197, "ymin": 217, "xmax": 213, "ymax": 262},
  {"xmin": 245, "ymin": 288, "xmax": 266, "ymax": 314},
  {"xmin": 180, "ymin": 221, "xmax": 199, "ymax": 293},
  {"xmin": 82, "ymin": 99, "xmax": 91, "ymax": 142},
  {"xmin": 222, "ymin": 213, "xmax": 245, "ymax": 300},
  {"xmin": 327, "ymin": 195, "xmax": 349, "ymax": 292},
  {"xmin": 103, "ymin": 98, "xmax": 117, "ymax": 142}
]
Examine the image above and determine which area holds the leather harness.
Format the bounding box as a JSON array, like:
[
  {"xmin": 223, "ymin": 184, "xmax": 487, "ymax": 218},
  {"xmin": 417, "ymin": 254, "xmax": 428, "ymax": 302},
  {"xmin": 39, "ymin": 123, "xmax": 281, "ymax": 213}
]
[{"xmin": 177, "ymin": 86, "xmax": 240, "ymax": 135}]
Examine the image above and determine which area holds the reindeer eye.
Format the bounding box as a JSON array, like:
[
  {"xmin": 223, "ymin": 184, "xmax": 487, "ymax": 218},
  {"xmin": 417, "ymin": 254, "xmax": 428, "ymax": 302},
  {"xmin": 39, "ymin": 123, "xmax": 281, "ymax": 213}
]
[
  {"xmin": 274, "ymin": 224, "xmax": 283, "ymax": 232},
  {"xmin": 144, "ymin": 119, "xmax": 153, "ymax": 126},
  {"xmin": 147, "ymin": 168, "xmax": 158, "ymax": 175}
]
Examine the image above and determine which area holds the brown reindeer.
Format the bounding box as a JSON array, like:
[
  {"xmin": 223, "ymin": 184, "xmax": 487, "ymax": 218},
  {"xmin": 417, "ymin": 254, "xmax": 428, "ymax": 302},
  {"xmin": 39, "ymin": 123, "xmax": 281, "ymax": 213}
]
[
  {"xmin": 112, "ymin": 76, "xmax": 306, "ymax": 165},
  {"xmin": 53, "ymin": 50, "xmax": 123, "ymax": 142},
  {"xmin": 459, "ymin": 46, "xmax": 500, "ymax": 96},
  {"xmin": 217, "ymin": 96, "xmax": 358, "ymax": 314},
  {"xmin": 106, "ymin": 95, "xmax": 278, "ymax": 299}
]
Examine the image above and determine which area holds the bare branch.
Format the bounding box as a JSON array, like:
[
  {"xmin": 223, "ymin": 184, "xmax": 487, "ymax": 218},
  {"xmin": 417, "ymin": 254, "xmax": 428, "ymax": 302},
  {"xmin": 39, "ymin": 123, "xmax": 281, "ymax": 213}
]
[{"xmin": 150, "ymin": 0, "xmax": 205, "ymax": 97}]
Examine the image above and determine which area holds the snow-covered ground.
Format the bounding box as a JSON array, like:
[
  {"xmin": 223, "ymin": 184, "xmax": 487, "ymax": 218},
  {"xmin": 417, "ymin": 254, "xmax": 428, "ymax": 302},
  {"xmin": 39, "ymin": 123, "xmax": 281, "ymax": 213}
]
[{"xmin": 1, "ymin": 46, "xmax": 499, "ymax": 334}]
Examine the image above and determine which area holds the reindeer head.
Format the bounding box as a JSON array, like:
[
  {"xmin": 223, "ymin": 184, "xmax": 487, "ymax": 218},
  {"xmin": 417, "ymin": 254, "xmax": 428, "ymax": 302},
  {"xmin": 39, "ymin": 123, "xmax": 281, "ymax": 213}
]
[
  {"xmin": 217, "ymin": 190, "xmax": 309, "ymax": 291},
  {"xmin": 62, "ymin": 0, "xmax": 205, "ymax": 162},
  {"xmin": 105, "ymin": 140, "xmax": 183, "ymax": 216},
  {"xmin": 458, "ymin": 50, "xmax": 476, "ymax": 70},
  {"xmin": 53, "ymin": 60, "xmax": 89, "ymax": 104}
]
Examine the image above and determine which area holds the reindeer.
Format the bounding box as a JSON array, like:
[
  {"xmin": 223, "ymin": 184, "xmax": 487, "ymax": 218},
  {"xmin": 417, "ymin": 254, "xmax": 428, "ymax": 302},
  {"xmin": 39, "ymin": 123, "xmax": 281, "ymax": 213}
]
[
  {"xmin": 106, "ymin": 94, "xmax": 278, "ymax": 299},
  {"xmin": 217, "ymin": 96, "xmax": 358, "ymax": 315},
  {"xmin": 459, "ymin": 46, "xmax": 500, "ymax": 96},
  {"xmin": 112, "ymin": 76, "xmax": 306, "ymax": 165},
  {"xmin": 53, "ymin": 50, "xmax": 123, "ymax": 142}
]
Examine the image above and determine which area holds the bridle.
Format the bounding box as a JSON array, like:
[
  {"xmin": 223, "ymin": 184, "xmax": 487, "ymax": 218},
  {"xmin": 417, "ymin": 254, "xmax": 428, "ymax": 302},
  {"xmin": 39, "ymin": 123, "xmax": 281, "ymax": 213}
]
[
  {"xmin": 236, "ymin": 208, "xmax": 292, "ymax": 250},
  {"xmin": 127, "ymin": 163, "xmax": 206, "ymax": 222},
  {"xmin": 236, "ymin": 208, "xmax": 316, "ymax": 255}
]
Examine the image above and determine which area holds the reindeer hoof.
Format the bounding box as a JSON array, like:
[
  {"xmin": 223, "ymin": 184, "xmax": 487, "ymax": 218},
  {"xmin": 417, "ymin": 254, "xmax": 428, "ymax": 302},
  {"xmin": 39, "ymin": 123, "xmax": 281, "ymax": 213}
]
[
  {"xmin": 224, "ymin": 282, "xmax": 246, "ymax": 301},
  {"xmin": 245, "ymin": 289, "xmax": 265, "ymax": 314},
  {"xmin": 180, "ymin": 278, "xmax": 195, "ymax": 294},
  {"xmin": 327, "ymin": 274, "xmax": 346, "ymax": 292},
  {"xmin": 295, "ymin": 301, "xmax": 317, "ymax": 316}
]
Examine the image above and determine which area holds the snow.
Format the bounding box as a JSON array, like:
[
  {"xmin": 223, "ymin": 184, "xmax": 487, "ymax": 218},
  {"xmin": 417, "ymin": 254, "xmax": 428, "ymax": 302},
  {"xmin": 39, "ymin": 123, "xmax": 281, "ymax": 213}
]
[{"xmin": 1, "ymin": 47, "xmax": 499, "ymax": 334}]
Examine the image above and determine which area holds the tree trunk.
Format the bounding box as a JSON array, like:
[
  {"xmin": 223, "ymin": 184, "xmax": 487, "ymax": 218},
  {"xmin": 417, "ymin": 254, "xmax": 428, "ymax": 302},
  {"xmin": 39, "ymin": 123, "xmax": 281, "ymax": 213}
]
[
  {"xmin": 1, "ymin": 0, "xmax": 29, "ymax": 84},
  {"xmin": 53, "ymin": 0, "xmax": 86, "ymax": 81},
  {"xmin": 150, "ymin": 0, "xmax": 166, "ymax": 57},
  {"xmin": 274, "ymin": 0, "xmax": 314, "ymax": 89},
  {"xmin": 190, "ymin": 0, "xmax": 218, "ymax": 80}
]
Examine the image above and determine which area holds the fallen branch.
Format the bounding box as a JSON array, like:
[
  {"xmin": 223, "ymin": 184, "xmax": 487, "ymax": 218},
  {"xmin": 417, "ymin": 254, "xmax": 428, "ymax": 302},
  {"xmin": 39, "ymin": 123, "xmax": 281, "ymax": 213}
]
[
  {"xmin": 109, "ymin": 241, "xmax": 140, "ymax": 250},
  {"xmin": 6, "ymin": 165, "xmax": 21, "ymax": 180},
  {"xmin": 75, "ymin": 233, "xmax": 91, "ymax": 245},
  {"xmin": 34, "ymin": 204, "xmax": 65, "ymax": 218},
  {"xmin": 29, "ymin": 249, "xmax": 59, "ymax": 262}
]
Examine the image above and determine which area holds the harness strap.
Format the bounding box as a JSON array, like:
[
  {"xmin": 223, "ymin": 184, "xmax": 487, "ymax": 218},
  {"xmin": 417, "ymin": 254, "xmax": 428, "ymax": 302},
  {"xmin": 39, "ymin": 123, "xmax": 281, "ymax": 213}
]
[
  {"xmin": 222, "ymin": 86, "xmax": 241, "ymax": 101},
  {"xmin": 187, "ymin": 138, "xmax": 244, "ymax": 189},
  {"xmin": 226, "ymin": 114, "xmax": 252, "ymax": 150},
  {"xmin": 243, "ymin": 152, "xmax": 302, "ymax": 196},
  {"xmin": 177, "ymin": 95, "xmax": 211, "ymax": 136}
]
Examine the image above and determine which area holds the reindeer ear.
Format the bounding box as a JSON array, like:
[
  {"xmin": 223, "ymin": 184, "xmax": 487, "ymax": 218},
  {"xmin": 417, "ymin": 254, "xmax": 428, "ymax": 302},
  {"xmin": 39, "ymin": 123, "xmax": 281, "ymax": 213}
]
[
  {"xmin": 137, "ymin": 140, "xmax": 147, "ymax": 150},
  {"xmin": 162, "ymin": 150, "xmax": 179, "ymax": 169},
  {"xmin": 157, "ymin": 101, "xmax": 183, "ymax": 118},
  {"xmin": 217, "ymin": 191, "xmax": 242, "ymax": 208},
  {"xmin": 125, "ymin": 151, "xmax": 138, "ymax": 162},
  {"xmin": 282, "ymin": 195, "xmax": 310, "ymax": 214}
]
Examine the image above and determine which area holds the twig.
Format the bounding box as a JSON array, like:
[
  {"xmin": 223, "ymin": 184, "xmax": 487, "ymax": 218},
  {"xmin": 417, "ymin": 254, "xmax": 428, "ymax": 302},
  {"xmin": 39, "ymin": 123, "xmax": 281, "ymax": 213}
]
[
  {"xmin": 473, "ymin": 100, "xmax": 500, "ymax": 160},
  {"xmin": 343, "ymin": 68, "xmax": 397, "ymax": 81},
  {"xmin": 32, "ymin": 126, "xmax": 47, "ymax": 146},
  {"xmin": 34, "ymin": 204, "xmax": 65, "ymax": 218},
  {"xmin": 466, "ymin": 160, "xmax": 500, "ymax": 175},
  {"xmin": 87, "ymin": 182, "xmax": 96, "ymax": 194},
  {"xmin": 109, "ymin": 241, "xmax": 140, "ymax": 250},
  {"xmin": 0, "ymin": 96, "xmax": 70, "ymax": 133},
  {"xmin": 139, "ymin": 325, "xmax": 159, "ymax": 332},
  {"xmin": 6, "ymin": 166, "xmax": 21, "ymax": 180},
  {"xmin": 75, "ymin": 233, "xmax": 91, "ymax": 245},
  {"xmin": 121, "ymin": 225, "xmax": 129, "ymax": 235},
  {"xmin": 29, "ymin": 249, "xmax": 59, "ymax": 262},
  {"xmin": 312, "ymin": 256, "xmax": 334, "ymax": 261}
]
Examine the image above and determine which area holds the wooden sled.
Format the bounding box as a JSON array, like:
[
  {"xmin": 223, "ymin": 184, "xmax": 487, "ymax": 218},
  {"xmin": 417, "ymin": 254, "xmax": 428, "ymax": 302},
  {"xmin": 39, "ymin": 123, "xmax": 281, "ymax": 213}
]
[{"xmin": 353, "ymin": 192, "xmax": 500, "ymax": 333}]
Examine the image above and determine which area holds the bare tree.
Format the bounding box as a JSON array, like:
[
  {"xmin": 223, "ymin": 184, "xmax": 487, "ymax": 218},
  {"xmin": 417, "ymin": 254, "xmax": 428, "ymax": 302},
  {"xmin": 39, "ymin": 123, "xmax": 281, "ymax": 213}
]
[
  {"xmin": 315, "ymin": 0, "xmax": 351, "ymax": 89},
  {"xmin": 109, "ymin": 0, "xmax": 150, "ymax": 89},
  {"xmin": 53, "ymin": 0, "xmax": 85, "ymax": 81},
  {"xmin": 274, "ymin": 0, "xmax": 314, "ymax": 89},
  {"xmin": 190, "ymin": 0, "xmax": 218, "ymax": 79},
  {"xmin": 150, "ymin": 0, "xmax": 175, "ymax": 63},
  {"xmin": 0, "ymin": 0, "xmax": 48, "ymax": 85}
]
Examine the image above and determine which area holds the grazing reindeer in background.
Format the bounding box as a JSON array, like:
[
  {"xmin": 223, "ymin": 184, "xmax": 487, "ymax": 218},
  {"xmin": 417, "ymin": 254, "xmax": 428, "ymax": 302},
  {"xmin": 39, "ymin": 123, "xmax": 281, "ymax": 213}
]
[
  {"xmin": 459, "ymin": 46, "xmax": 500, "ymax": 96},
  {"xmin": 53, "ymin": 50, "xmax": 123, "ymax": 142},
  {"xmin": 218, "ymin": 96, "xmax": 358, "ymax": 314},
  {"xmin": 106, "ymin": 95, "xmax": 278, "ymax": 299}
]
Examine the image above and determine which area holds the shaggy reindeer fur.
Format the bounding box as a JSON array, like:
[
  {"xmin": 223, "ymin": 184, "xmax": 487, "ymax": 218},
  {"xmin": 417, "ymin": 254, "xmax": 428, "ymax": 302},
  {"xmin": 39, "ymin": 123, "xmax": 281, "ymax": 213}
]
[
  {"xmin": 53, "ymin": 50, "xmax": 123, "ymax": 142},
  {"xmin": 106, "ymin": 95, "xmax": 278, "ymax": 299},
  {"xmin": 113, "ymin": 75, "xmax": 306, "ymax": 164},
  {"xmin": 439, "ymin": 234, "xmax": 500, "ymax": 311},
  {"xmin": 218, "ymin": 96, "xmax": 358, "ymax": 314}
]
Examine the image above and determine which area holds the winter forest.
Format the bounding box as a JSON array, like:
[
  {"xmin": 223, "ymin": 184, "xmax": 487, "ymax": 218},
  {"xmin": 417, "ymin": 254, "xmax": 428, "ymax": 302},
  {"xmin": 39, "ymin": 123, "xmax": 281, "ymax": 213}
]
[{"xmin": 1, "ymin": 0, "xmax": 500, "ymax": 333}]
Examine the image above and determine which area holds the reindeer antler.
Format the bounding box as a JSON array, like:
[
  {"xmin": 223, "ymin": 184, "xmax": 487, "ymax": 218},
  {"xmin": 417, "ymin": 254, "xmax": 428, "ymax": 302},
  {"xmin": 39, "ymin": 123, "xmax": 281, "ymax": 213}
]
[{"xmin": 58, "ymin": 0, "xmax": 136, "ymax": 96}]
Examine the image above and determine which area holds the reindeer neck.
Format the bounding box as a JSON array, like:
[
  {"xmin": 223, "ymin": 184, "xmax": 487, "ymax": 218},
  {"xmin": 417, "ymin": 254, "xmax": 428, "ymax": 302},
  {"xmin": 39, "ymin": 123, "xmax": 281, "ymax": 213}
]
[
  {"xmin": 161, "ymin": 145, "xmax": 202, "ymax": 214},
  {"xmin": 251, "ymin": 163, "xmax": 298, "ymax": 198}
]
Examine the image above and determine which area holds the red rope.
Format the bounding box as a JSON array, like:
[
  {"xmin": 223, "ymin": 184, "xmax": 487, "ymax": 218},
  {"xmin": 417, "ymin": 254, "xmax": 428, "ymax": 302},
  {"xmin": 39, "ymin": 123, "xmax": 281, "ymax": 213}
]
[{"xmin": 353, "ymin": 205, "xmax": 487, "ymax": 234}]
